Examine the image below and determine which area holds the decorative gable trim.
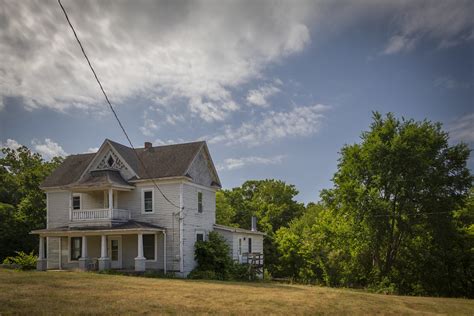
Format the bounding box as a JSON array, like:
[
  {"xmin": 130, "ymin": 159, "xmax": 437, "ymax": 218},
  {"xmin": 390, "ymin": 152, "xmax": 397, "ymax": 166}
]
[{"xmin": 78, "ymin": 139, "xmax": 138, "ymax": 181}]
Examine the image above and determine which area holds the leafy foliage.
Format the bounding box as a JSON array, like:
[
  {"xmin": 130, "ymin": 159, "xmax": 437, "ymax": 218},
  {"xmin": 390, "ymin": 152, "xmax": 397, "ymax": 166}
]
[
  {"xmin": 0, "ymin": 146, "xmax": 63, "ymax": 260},
  {"xmin": 275, "ymin": 112, "xmax": 473, "ymax": 297},
  {"xmin": 2, "ymin": 251, "xmax": 37, "ymax": 270}
]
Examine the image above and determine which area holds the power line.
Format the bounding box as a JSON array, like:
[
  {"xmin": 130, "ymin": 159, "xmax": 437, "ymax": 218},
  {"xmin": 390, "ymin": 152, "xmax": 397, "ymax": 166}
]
[{"xmin": 57, "ymin": 0, "xmax": 182, "ymax": 211}]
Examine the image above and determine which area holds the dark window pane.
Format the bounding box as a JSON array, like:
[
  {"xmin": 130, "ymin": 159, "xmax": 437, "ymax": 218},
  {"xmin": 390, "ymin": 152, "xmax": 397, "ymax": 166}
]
[
  {"xmin": 197, "ymin": 192, "xmax": 203, "ymax": 213},
  {"xmin": 248, "ymin": 238, "xmax": 252, "ymax": 253},
  {"xmin": 144, "ymin": 191, "xmax": 153, "ymax": 212},
  {"xmin": 111, "ymin": 240, "xmax": 119, "ymax": 261},
  {"xmin": 71, "ymin": 237, "xmax": 82, "ymax": 261},
  {"xmin": 107, "ymin": 156, "xmax": 114, "ymax": 167},
  {"xmin": 196, "ymin": 233, "xmax": 204, "ymax": 242},
  {"xmin": 143, "ymin": 234, "xmax": 155, "ymax": 260},
  {"xmin": 72, "ymin": 196, "xmax": 81, "ymax": 210}
]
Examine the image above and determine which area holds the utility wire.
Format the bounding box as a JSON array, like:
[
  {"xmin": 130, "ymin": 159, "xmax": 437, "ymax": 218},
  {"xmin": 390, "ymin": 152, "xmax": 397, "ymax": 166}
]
[{"xmin": 58, "ymin": 0, "xmax": 182, "ymax": 211}]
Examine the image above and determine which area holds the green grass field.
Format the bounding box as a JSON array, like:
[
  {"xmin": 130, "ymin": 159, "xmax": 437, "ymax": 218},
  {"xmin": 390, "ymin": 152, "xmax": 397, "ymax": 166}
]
[{"xmin": 0, "ymin": 269, "xmax": 472, "ymax": 315}]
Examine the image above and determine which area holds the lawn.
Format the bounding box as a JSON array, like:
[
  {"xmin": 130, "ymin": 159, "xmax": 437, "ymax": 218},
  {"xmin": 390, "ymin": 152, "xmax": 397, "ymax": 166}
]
[{"xmin": 0, "ymin": 269, "xmax": 472, "ymax": 315}]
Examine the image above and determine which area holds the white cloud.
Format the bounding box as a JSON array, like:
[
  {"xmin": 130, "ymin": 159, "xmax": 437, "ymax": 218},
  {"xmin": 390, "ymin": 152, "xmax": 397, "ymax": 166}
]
[
  {"xmin": 383, "ymin": 35, "xmax": 416, "ymax": 54},
  {"xmin": 209, "ymin": 104, "xmax": 329, "ymax": 146},
  {"xmin": 85, "ymin": 147, "xmax": 99, "ymax": 153},
  {"xmin": 448, "ymin": 113, "xmax": 474, "ymax": 144},
  {"xmin": 139, "ymin": 111, "xmax": 159, "ymax": 137},
  {"xmin": 166, "ymin": 114, "xmax": 185, "ymax": 125},
  {"xmin": 434, "ymin": 76, "xmax": 473, "ymax": 90},
  {"xmin": 31, "ymin": 138, "xmax": 67, "ymax": 160},
  {"xmin": 246, "ymin": 82, "xmax": 281, "ymax": 107},
  {"xmin": 0, "ymin": 139, "xmax": 22, "ymax": 150},
  {"xmin": 1, "ymin": 0, "xmax": 313, "ymax": 122},
  {"xmin": 217, "ymin": 155, "xmax": 285, "ymax": 171},
  {"xmin": 381, "ymin": 1, "xmax": 474, "ymax": 54}
]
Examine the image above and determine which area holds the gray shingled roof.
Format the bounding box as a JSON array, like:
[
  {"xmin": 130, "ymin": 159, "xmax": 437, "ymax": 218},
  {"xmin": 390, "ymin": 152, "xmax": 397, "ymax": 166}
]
[
  {"xmin": 41, "ymin": 140, "xmax": 216, "ymax": 188},
  {"xmin": 66, "ymin": 169, "xmax": 133, "ymax": 189}
]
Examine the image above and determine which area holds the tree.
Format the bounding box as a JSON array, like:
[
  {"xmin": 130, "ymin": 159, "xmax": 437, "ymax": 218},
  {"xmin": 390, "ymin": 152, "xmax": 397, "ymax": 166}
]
[
  {"xmin": 319, "ymin": 112, "xmax": 472, "ymax": 296},
  {"xmin": 215, "ymin": 191, "xmax": 236, "ymax": 227},
  {"xmin": 0, "ymin": 146, "xmax": 63, "ymax": 260}
]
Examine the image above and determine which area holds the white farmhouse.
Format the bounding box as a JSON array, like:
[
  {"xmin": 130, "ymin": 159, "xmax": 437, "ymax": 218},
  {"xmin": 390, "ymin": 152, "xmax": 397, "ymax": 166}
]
[{"xmin": 31, "ymin": 139, "xmax": 264, "ymax": 277}]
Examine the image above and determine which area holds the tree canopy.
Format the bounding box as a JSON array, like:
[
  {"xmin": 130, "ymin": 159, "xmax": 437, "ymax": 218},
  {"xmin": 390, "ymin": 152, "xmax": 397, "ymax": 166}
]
[{"xmin": 0, "ymin": 146, "xmax": 63, "ymax": 260}]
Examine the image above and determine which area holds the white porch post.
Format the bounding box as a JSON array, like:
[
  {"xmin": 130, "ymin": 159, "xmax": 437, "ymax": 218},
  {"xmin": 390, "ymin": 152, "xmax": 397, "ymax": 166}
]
[
  {"xmin": 108, "ymin": 188, "xmax": 113, "ymax": 216},
  {"xmin": 36, "ymin": 236, "xmax": 47, "ymax": 271},
  {"xmin": 78, "ymin": 235, "xmax": 90, "ymax": 271},
  {"xmin": 163, "ymin": 231, "xmax": 167, "ymax": 274},
  {"xmin": 68, "ymin": 191, "xmax": 73, "ymax": 221},
  {"xmin": 135, "ymin": 233, "xmax": 146, "ymax": 272},
  {"xmin": 98, "ymin": 235, "xmax": 110, "ymax": 271}
]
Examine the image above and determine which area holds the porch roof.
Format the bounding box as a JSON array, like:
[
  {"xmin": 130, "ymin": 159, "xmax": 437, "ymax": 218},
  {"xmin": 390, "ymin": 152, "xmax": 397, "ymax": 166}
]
[
  {"xmin": 31, "ymin": 220, "xmax": 166, "ymax": 236},
  {"xmin": 213, "ymin": 224, "xmax": 266, "ymax": 236},
  {"xmin": 64, "ymin": 169, "xmax": 134, "ymax": 191}
]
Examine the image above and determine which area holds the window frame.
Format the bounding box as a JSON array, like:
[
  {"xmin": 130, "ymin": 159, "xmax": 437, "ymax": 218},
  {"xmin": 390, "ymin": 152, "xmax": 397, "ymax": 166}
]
[
  {"xmin": 141, "ymin": 188, "xmax": 155, "ymax": 214},
  {"xmin": 248, "ymin": 237, "xmax": 252, "ymax": 254},
  {"xmin": 72, "ymin": 193, "xmax": 81, "ymax": 210},
  {"xmin": 69, "ymin": 236, "xmax": 82, "ymax": 262},
  {"xmin": 196, "ymin": 230, "xmax": 205, "ymax": 243},
  {"xmin": 197, "ymin": 191, "xmax": 203, "ymax": 213},
  {"xmin": 143, "ymin": 234, "xmax": 157, "ymax": 262}
]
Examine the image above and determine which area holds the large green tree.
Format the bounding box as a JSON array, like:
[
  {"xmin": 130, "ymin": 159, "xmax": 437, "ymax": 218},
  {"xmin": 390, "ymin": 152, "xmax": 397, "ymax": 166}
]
[
  {"xmin": 0, "ymin": 146, "xmax": 63, "ymax": 260},
  {"xmin": 276, "ymin": 112, "xmax": 472, "ymax": 296}
]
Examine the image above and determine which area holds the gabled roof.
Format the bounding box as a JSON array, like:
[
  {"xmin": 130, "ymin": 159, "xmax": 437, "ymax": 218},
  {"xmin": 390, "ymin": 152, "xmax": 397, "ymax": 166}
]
[
  {"xmin": 65, "ymin": 169, "xmax": 134, "ymax": 190},
  {"xmin": 41, "ymin": 139, "xmax": 221, "ymax": 189}
]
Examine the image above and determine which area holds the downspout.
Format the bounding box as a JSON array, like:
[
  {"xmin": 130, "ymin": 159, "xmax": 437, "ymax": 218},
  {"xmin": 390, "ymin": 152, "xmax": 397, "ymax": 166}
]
[{"xmin": 179, "ymin": 183, "xmax": 184, "ymax": 273}]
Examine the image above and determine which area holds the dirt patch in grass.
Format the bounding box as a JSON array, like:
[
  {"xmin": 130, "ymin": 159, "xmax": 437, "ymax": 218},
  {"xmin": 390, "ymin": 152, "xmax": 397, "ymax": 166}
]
[{"xmin": 0, "ymin": 269, "xmax": 472, "ymax": 315}]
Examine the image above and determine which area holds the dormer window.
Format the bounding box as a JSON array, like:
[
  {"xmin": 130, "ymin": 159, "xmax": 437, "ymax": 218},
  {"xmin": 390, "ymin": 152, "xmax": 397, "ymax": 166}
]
[{"xmin": 107, "ymin": 156, "xmax": 114, "ymax": 167}]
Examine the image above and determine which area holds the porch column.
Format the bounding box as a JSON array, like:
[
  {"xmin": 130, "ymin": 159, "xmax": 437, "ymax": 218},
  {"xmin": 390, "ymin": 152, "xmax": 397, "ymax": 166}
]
[
  {"xmin": 78, "ymin": 235, "xmax": 90, "ymax": 271},
  {"xmin": 134, "ymin": 233, "xmax": 146, "ymax": 272},
  {"xmin": 36, "ymin": 236, "xmax": 47, "ymax": 271},
  {"xmin": 108, "ymin": 188, "xmax": 113, "ymax": 215},
  {"xmin": 163, "ymin": 231, "xmax": 167, "ymax": 274},
  {"xmin": 98, "ymin": 235, "xmax": 110, "ymax": 271}
]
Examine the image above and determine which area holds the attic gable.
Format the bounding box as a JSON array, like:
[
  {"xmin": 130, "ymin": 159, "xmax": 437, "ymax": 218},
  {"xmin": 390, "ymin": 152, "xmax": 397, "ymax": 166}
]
[
  {"xmin": 80, "ymin": 139, "xmax": 138, "ymax": 181},
  {"xmin": 185, "ymin": 144, "xmax": 221, "ymax": 188}
]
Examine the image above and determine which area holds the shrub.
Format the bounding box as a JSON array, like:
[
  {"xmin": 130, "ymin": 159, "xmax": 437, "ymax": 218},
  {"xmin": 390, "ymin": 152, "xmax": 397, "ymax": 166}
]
[
  {"xmin": 2, "ymin": 251, "xmax": 37, "ymax": 270},
  {"xmin": 191, "ymin": 231, "xmax": 233, "ymax": 280},
  {"xmin": 230, "ymin": 262, "xmax": 258, "ymax": 281}
]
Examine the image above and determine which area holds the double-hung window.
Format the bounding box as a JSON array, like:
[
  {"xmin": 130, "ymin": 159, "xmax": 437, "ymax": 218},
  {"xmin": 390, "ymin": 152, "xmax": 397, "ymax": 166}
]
[
  {"xmin": 197, "ymin": 192, "xmax": 203, "ymax": 213},
  {"xmin": 196, "ymin": 232, "xmax": 204, "ymax": 242},
  {"xmin": 143, "ymin": 234, "xmax": 155, "ymax": 260},
  {"xmin": 142, "ymin": 189, "xmax": 154, "ymax": 213},
  {"xmin": 72, "ymin": 194, "xmax": 81, "ymax": 210},
  {"xmin": 70, "ymin": 237, "xmax": 82, "ymax": 261}
]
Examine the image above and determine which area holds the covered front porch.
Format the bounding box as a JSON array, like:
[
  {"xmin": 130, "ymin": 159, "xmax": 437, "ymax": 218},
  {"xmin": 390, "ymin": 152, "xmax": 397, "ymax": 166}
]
[{"xmin": 32, "ymin": 221, "xmax": 167, "ymax": 273}]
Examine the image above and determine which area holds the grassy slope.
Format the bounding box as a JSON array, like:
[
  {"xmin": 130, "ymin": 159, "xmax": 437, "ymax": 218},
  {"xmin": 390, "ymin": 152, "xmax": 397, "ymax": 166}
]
[{"xmin": 0, "ymin": 269, "xmax": 472, "ymax": 315}]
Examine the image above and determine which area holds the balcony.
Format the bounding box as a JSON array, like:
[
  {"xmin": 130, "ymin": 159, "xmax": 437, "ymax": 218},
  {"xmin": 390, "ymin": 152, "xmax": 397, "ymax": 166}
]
[{"xmin": 70, "ymin": 208, "xmax": 131, "ymax": 228}]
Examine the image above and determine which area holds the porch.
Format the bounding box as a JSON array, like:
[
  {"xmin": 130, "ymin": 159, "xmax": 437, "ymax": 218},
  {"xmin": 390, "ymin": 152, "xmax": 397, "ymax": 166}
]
[{"xmin": 32, "ymin": 221, "xmax": 167, "ymax": 272}]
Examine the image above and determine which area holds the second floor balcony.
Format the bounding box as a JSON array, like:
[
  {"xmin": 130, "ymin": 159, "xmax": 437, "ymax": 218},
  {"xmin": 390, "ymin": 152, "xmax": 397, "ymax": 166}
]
[{"xmin": 71, "ymin": 208, "xmax": 131, "ymax": 222}]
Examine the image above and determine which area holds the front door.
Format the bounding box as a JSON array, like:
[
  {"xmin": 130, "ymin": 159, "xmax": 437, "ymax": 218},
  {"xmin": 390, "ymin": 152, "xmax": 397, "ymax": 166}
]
[{"xmin": 108, "ymin": 236, "xmax": 122, "ymax": 269}]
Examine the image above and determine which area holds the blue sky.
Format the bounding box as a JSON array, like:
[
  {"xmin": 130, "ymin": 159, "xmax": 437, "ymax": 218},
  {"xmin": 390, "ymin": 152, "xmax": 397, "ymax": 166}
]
[{"xmin": 1, "ymin": 0, "xmax": 473, "ymax": 203}]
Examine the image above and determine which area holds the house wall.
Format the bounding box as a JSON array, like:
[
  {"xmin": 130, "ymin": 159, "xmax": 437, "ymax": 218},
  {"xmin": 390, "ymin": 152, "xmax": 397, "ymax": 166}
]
[
  {"xmin": 213, "ymin": 229, "xmax": 264, "ymax": 261},
  {"xmin": 119, "ymin": 181, "xmax": 181, "ymax": 271},
  {"xmin": 47, "ymin": 191, "xmax": 70, "ymax": 228},
  {"xmin": 181, "ymin": 183, "xmax": 216, "ymax": 275}
]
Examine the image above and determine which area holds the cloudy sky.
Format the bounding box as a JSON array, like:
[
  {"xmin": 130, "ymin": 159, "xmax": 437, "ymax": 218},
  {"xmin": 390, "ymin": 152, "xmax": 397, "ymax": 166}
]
[{"xmin": 1, "ymin": 0, "xmax": 473, "ymax": 203}]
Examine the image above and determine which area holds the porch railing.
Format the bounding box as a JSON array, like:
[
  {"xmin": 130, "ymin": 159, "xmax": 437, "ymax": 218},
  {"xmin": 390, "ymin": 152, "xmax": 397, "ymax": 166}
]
[{"xmin": 71, "ymin": 208, "xmax": 131, "ymax": 221}]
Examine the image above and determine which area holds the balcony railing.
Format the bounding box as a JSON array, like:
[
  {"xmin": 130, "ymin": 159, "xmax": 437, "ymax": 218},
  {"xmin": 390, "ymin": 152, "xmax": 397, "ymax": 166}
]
[{"xmin": 71, "ymin": 208, "xmax": 131, "ymax": 222}]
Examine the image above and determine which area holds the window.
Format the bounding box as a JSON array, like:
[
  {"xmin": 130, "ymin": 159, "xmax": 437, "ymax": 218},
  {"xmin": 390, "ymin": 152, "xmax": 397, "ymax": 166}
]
[
  {"xmin": 197, "ymin": 192, "xmax": 203, "ymax": 213},
  {"xmin": 72, "ymin": 195, "xmax": 81, "ymax": 210},
  {"xmin": 196, "ymin": 233, "xmax": 204, "ymax": 242},
  {"xmin": 143, "ymin": 189, "xmax": 153, "ymax": 213},
  {"xmin": 70, "ymin": 237, "xmax": 82, "ymax": 261},
  {"xmin": 143, "ymin": 234, "xmax": 155, "ymax": 260},
  {"xmin": 248, "ymin": 238, "xmax": 252, "ymax": 253},
  {"xmin": 107, "ymin": 155, "xmax": 114, "ymax": 167},
  {"xmin": 110, "ymin": 239, "xmax": 119, "ymax": 261},
  {"xmin": 238, "ymin": 238, "xmax": 242, "ymax": 255}
]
